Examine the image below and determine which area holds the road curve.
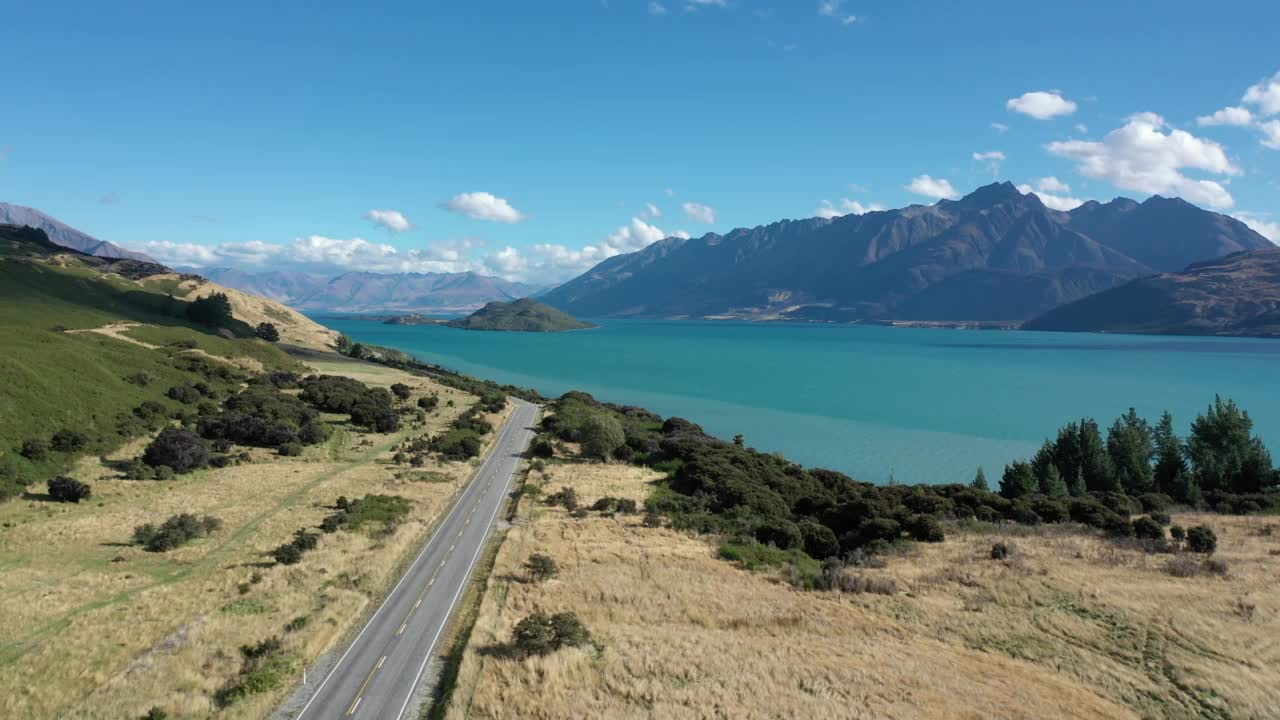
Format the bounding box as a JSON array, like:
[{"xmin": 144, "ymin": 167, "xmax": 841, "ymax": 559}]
[{"xmin": 294, "ymin": 398, "xmax": 540, "ymax": 719}]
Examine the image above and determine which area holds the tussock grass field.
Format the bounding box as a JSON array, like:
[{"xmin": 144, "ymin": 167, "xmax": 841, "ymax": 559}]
[
  {"xmin": 0, "ymin": 353, "xmax": 512, "ymax": 719},
  {"xmin": 445, "ymin": 462, "xmax": 1280, "ymax": 720}
]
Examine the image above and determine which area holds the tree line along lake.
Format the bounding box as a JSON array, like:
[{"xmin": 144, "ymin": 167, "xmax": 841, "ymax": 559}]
[{"xmin": 320, "ymin": 317, "xmax": 1280, "ymax": 486}]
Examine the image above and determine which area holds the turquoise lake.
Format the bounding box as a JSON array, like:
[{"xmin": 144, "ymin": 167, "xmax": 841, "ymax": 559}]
[{"xmin": 322, "ymin": 318, "xmax": 1280, "ymax": 485}]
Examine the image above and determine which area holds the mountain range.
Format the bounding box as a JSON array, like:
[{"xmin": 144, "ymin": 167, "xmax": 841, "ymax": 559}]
[
  {"xmin": 1025, "ymin": 248, "xmax": 1280, "ymax": 337},
  {"xmin": 0, "ymin": 201, "xmax": 155, "ymax": 262},
  {"xmin": 541, "ymin": 182, "xmax": 1272, "ymax": 322},
  {"xmin": 198, "ymin": 267, "xmax": 540, "ymax": 314}
]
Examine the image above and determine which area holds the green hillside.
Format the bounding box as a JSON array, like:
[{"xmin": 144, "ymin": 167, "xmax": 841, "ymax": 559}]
[
  {"xmin": 446, "ymin": 297, "xmax": 596, "ymax": 332},
  {"xmin": 0, "ymin": 225, "xmax": 301, "ymax": 499}
]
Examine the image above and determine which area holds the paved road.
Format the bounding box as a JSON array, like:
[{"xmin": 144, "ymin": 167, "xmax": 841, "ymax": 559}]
[{"xmin": 295, "ymin": 399, "xmax": 540, "ymax": 719}]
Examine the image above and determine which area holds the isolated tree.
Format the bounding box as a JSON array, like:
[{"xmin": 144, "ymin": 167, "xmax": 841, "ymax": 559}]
[
  {"xmin": 335, "ymin": 334, "xmax": 353, "ymax": 354},
  {"xmin": 187, "ymin": 293, "xmax": 233, "ymax": 327},
  {"xmin": 48, "ymin": 476, "xmax": 91, "ymax": 503},
  {"xmin": 1186, "ymin": 525, "xmax": 1218, "ymax": 554},
  {"xmin": 255, "ymin": 322, "xmax": 280, "ymax": 342},
  {"xmin": 1107, "ymin": 408, "xmax": 1155, "ymax": 494},
  {"xmin": 733, "ymin": 434, "xmax": 745, "ymax": 447},
  {"xmin": 390, "ymin": 383, "xmax": 412, "ymax": 401},
  {"xmin": 417, "ymin": 394, "xmax": 439, "ymax": 412}
]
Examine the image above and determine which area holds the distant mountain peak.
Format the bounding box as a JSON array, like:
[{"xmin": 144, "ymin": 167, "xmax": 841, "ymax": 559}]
[
  {"xmin": 955, "ymin": 181, "xmax": 1025, "ymax": 207},
  {"xmin": 0, "ymin": 201, "xmax": 154, "ymax": 262}
]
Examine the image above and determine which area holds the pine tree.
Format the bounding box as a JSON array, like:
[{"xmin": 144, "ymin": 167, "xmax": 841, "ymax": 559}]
[
  {"xmin": 1078, "ymin": 418, "xmax": 1116, "ymax": 492},
  {"xmin": 1068, "ymin": 467, "xmax": 1087, "ymax": 497},
  {"xmin": 1107, "ymin": 408, "xmax": 1154, "ymax": 494},
  {"xmin": 1039, "ymin": 464, "xmax": 1068, "ymax": 497},
  {"xmin": 971, "ymin": 466, "xmax": 989, "ymax": 492},
  {"xmin": 1153, "ymin": 411, "xmax": 1189, "ymax": 497},
  {"xmin": 1000, "ymin": 460, "xmax": 1038, "ymax": 499},
  {"xmin": 1187, "ymin": 396, "xmax": 1274, "ymax": 493}
]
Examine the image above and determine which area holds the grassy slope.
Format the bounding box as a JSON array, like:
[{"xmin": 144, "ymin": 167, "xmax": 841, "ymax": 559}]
[
  {"xmin": 0, "ymin": 256, "xmax": 300, "ymax": 497},
  {"xmin": 444, "ymin": 461, "xmax": 1280, "ymax": 720}
]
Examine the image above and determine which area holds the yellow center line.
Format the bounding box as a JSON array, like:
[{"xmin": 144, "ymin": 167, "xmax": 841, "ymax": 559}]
[{"xmin": 346, "ymin": 656, "xmax": 386, "ymax": 716}]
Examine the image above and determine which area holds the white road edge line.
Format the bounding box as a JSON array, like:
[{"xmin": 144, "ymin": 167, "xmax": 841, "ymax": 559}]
[
  {"xmin": 393, "ymin": 405, "xmax": 534, "ymax": 720},
  {"xmin": 294, "ymin": 403, "xmax": 528, "ymax": 719}
]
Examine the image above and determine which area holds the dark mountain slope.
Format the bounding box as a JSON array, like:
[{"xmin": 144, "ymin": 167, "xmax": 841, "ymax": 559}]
[{"xmin": 1024, "ymin": 249, "xmax": 1280, "ymax": 337}]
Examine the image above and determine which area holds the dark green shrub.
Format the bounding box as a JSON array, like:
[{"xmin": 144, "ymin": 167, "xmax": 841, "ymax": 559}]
[
  {"xmin": 417, "ymin": 395, "xmax": 439, "ymax": 412},
  {"xmin": 906, "ymin": 514, "xmax": 945, "ymax": 542},
  {"xmin": 143, "ymin": 427, "xmax": 209, "ymax": 473},
  {"xmin": 255, "ymin": 322, "xmax": 280, "ymax": 342},
  {"xmin": 798, "ymin": 519, "xmax": 840, "ymax": 559},
  {"xmin": 140, "ymin": 707, "xmax": 168, "ymax": 720},
  {"xmin": 133, "ymin": 513, "xmax": 222, "ymax": 552},
  {"xmin": 277, "ymin": 442, "xmax": 304, "ymax": 457},
  {"xmin": 390, "ymin": 383, "xmax": 412, "ymax": 401},
  {"xmin": 1187, "ymin": 525, "xmax": 1217, "ymax": 554},
  {"xmin": 48, "ymin": 476, "xmax": 91, "ymax": 503},
  {"xmin": 1148, "ymin": 511, "xmax": 1172, "ymax": 526},
  {"xmin": 546, "ymin": 487, "xmax": 579, "ymax": 511},
  {"xmin": 270, "ymin": 542, "xmax": 304, "ymax": 565},
  {"xmin": 125, "ymin": 372, "xmax": 153, "ymax": 386},
  {"xmin": 511, "ymin": 611, "xmax": 592, "ymax": 656},
  {"xmin": 187, "ymin": 292, "xmax": 233, "ymax": 327},
  {"xmin": 50, "ymin": 429, "xmax": 89, "ymax": 453},
  {"xmin": 1170, "ymin": 524, "xmax": 1186, "ymax": 542},
  {"xmin": 990, "ymin": 542, "xmax": 1011, "ymax": 560},
  {"xmin": 20, "ymin": 438, "xmax": 48, "ymax": 460},
  {"xmin": 1131, "ymin": 516, "xmax": 1165, "ymax": 542},
  {"xmin": 524, "ymin": 553, "xmax": 558, "ymax": 582}
]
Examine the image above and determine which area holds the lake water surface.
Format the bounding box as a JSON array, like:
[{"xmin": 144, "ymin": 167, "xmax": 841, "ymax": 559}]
[{"xmin": 322, "ymin": 318, "xmax": 1280, "ymax": 485}]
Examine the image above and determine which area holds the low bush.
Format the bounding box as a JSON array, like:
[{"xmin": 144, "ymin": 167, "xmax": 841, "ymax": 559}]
[
  {"xmin": 391, "ymin": 383, "xmax": 412, "ymax": 401},
  {"xmin": 1131, "ymin": 516, "xmax": 1166, "ymax": 541},
  {"xmin": 545, "ymin": 487, "xmax": 578, "ymax": 511},
  {"xmin": 524, "ymin": 553, "xmax": 558, "ymax": 582},
  {"xmin": 1186, "ymin": 525, "xmax": 1218, "ymax": 554},
  {"xmin": 47, "ymin": 476, "xmax": 91, "ymax": 503},
  {"xmin": 20, "ymin": 438, "xmax": 48, "ymax": 460},
  {"xmin": 213, "ymin": 637, "xmax": 293, "ymax": 707},
  {"xmin": 277, "ymin": 442, "xmax": 304, "ymax": 457},
  {"xmin": 50, "ymin": 429, "xmax": 89, "ymax": 453},
  {"xmin": 990, "ymin": 542, "xmax": 1011, "ymax": 560},
  {"xmin": 417, "ymin": 395, "xmax": 439, "ymax": 412},
  {"xmin": 133, "ymin": 514, "xmax": 222, "ymax": 552},
  {"xmin": 429, "ymin": 429, "xmax": 482, "ymax": 460},
  {"xmin": 124, "ymin": 371, "xmax": 153, "ymax": 386}
]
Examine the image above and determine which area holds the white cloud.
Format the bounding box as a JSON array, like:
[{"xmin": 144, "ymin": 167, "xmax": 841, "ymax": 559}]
[
  {"xmin": 1046, "ymin": 112, "xmax": 1240, "ymax": 209},
  {"xmin": 1035, "ymin": 176, "xmax": 1071, "ymax": 193},
  {"xmin": 664, "ymin": 187, "xmax": 675, "ymax": 198},
  {"xmin": 1197, "ymin": 106, "xmax": 1254, "ymax": 127},
  {"xmin": 1006, "ymin": 90, "xmax": 1078, "ymax": 120},
  {"xmin": 1260, "ymin": 120, "xmax": 1280, "ymax": 150},
  {"xmin": 685, "ymin": 0, "xmax": 727, "ymax": 8},
  {"xmin": 905, "ymin": 175, "xmax": 960, "ymax": 200},
  {"xmin": 1243, "ymin": 70, "xmax": 1280, "ymax": 116},
  {"xmin": 648, "ymin": 1, "xmax": 668, "ymax": 15},
  {"xmin": 991, "ymin": 122, "xmax": 1009, "ymax": 134},
  {"xmin": 1016, "ymin": 183, "xmax": 1086, "ymax": 211},
  {"xmin": 672, "ymin": 230, "xmax": 692, "ymax": 239},
  {"xmin": 815, "ymin": 198, "xmax": 885, "ymax": 219},
  {"xmin": 606, "ymin": 217, "xmax": 667, "ymax": 253},
  {"xmin": 481, "ymin": 246, "xmax": 528, "ymax": 277},
  {"xmin": 1233, "ymin": 212, "xmax": 1279, "ymax": 243},
  {"xmin": 817, "ymin": 0, "xmax": 857, "ymax": 24},
  {"xmin": 142, "ymin": 235, "xmax": 481, "ymax": 275},
  {"xmin": 1075, "ymin": 123, "xmax": 1088, "ymax": 134},
  {"xmin": 682, "ymin": 201, "xmax": 717, "ymax": 224},
  {"xmin": 641, "ymin": 202, "xmax": 662, "ymax": 219},
  {"xmin": 972, "ymin": 150, "xmax": 1005, "ymax": 177},
  {"xmin": 441, "ymin": 191, "xmax": 526, "ymax": 223},
  {"xmin": 365, "ymin": 208, "xmax": 411, "ymax": 232}
]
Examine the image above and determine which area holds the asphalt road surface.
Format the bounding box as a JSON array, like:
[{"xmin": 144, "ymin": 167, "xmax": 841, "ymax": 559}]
[{"xmin": 295, "ymin": 399, "xmax": 540, "ymax": 719}]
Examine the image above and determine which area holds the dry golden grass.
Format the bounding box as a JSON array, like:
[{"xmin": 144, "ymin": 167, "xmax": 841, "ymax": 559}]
[
  {"xmin": 0, "ymin": 356, "xmax": 512, "ymax": 719},
  {"xmin": 445, "ymin": 463, "xmax": 1280, "ymax": 720}
]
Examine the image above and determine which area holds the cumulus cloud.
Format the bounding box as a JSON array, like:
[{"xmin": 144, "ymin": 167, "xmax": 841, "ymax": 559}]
[
  {"xmin": 1046, "ymin": 112, "xmax": 1240, "ymax": 209},
  {"xmin": 1243, "ymin": 70, "xmax": 1280, "ymax": 115},
  {"xmin": 682, "ymin": 201, "xmax": 717, "ymax": 224},
  {"xmin": 815, "ymin": 198, "xmax": 885, "ymax": 219},
  {"xmin": 1197, "ymin": 106, "xmax": 1254, "ymax": 127},
  {"xmin": 441, "ymin": 192, "xmax": 526, "ymax": 223},
  {"xmin": 1261, "ymin": 120, "xmax": 1280, "ymax": 150},
  {"xmin": 905, "ymin": 175, "xmax": 960, "ymax": 200},
  {"xmin": 365, "ymin": 208, "xmax": 411, "ymax": 232},
  {"xmin": 818, "ymin": 0, "xmax": 858, "ymax": 24},
  {"xmin": 641, "ymin": 202, "xmax": 662, "ymax": 219},
  {"xmin": 1017, "ymin": 180, "xmax": 1086, "ymax": 211},
  {"xmin": 1233, "ymin": 212, "xmax": 1279, "ymax": 243},
  {"xmin": 1006, "ymin": 90, "xmax": 1078, "ymax": 120}
]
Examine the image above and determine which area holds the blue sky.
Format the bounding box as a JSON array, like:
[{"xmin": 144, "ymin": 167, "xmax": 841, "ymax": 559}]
[{"xmin": 2, "ymin": 0, "xmax": 1278, "ymax": 283}]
